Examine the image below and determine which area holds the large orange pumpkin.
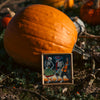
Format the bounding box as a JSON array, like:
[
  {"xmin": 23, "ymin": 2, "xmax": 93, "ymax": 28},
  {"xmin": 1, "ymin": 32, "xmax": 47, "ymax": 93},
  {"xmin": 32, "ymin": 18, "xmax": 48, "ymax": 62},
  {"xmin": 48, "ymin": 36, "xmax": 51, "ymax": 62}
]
[
  {"xmin": 36, "ymin": 0, "xmax": 65, "ymax": 8},
  {"xmin": 80, "ymin": 0, "xmax": 100, "ymax": 25},
  {"xmin": 4, "ymin": 4, "xmax": 78, "ymax": 71}
]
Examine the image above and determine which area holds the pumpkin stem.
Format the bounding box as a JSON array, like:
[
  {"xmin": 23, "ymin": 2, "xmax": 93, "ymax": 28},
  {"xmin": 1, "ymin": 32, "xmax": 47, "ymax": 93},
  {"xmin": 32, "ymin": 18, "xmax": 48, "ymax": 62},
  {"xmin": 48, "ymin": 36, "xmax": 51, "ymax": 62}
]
[
  {"xmin": 93, "ymin": 0, "xmax": 100, "ymax": 9},
  {"xmin": 73, "ymin": 16, "xmax": 78, "ymax": 22},
  {"xmin": 7, "ymin": 8, "xmax": 15, "ymax": 17}
]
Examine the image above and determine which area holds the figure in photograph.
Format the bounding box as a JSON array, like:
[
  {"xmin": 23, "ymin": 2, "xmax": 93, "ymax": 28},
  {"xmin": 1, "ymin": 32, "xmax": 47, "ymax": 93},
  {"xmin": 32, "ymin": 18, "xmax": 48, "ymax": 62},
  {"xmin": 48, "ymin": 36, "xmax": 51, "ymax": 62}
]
[
  {"xmin": 54, "ymin": 56, "xmax": 64, "ymax": 76},
  {"xmin": 44, "ymin": 56, "xmax": 55, "ymax": 83},
  {"xmin": 45, "ymin": 56, "xmax": 54, "ymax": 70},
  {"xmin": 61, "ymin": 58, "xmax": 69, "ymax": 81}
]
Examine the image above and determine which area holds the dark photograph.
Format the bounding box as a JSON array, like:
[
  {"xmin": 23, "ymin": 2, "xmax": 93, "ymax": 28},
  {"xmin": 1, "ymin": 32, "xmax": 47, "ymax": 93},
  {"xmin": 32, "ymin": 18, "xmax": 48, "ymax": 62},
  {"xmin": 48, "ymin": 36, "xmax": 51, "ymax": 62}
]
[{"xmin": 42, "ymin": 53, "xmax": 73, "ymax": 85}]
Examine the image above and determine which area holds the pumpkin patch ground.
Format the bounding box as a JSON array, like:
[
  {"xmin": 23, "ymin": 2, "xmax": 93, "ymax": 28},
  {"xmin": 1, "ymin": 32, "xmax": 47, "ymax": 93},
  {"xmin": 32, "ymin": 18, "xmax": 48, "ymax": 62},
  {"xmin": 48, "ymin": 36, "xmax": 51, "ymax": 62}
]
[{"xmin": 0, "ymin": 0, "xmax": 100, "ymax": 99}]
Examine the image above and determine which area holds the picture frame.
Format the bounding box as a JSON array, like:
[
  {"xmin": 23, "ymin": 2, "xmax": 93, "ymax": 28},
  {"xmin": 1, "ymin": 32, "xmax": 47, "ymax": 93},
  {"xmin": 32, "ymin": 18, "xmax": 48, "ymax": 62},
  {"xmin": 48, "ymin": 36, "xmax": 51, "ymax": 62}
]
[{"xmin": 42, "ymin": 53, "xmax": 74, "ymax": 85}]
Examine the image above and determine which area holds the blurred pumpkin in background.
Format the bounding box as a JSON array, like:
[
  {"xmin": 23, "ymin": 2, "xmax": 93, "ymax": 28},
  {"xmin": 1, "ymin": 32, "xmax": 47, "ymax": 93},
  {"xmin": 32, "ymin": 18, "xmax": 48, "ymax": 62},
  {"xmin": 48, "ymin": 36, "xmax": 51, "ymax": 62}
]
[
  {"xmin": 1, "ymin": 16, "xmax": 12, "ymax": 28},
  {"xmin": 4, "ymin": 4, "xmax": 77, "ymax": 71},
  {"xmin": 64, "ymin": 0, "xmax": 74, "ymax": 9},
  {"xmin": 80, "ymin": 0, "xmax": 100, "ymax": 25},
  {"xmin": 35, "ymin": 0, "xmax": 65, "ymax": 8},
  {"xmin": 1, "ymin": 8, "xmax": 15, "ymax": 28}
]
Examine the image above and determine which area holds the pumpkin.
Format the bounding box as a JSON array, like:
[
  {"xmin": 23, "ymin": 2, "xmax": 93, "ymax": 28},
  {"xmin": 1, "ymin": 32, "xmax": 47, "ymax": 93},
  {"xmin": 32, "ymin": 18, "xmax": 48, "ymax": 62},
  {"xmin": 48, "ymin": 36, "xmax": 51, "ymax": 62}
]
[
  {"xmin": 64, "ymin": 0, "xmax": 74, "ymax": 9},
  {"xmin": 80, "ymin": 0, "xmax": 100, "ymax": 25},
  {"xmin": 1, "ymin": 16, "xmax": 12, "ymax": 28},
  {"xmin": 1, "ymin": 8, "xmax": 15, "ymax": 28},
  {"xmin": 4, "ymin": 4, "xmax": 78, "ymax": 71},
  {"xmin": 36, "ymin": 0, "xmax": 65, "ymax": 8}
]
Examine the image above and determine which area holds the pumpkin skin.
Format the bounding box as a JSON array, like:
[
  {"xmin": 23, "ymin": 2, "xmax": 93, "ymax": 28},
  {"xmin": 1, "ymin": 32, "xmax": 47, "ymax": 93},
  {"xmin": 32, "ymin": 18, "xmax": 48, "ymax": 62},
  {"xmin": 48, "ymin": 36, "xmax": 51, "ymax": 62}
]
[
  {"xmin": 36, "ymin": 0, "xmax": 65, "ymax": 8},
  {"xmin": 64, "ymin": 0, "xmax": 74, "ymax": 9},
  {"xmin": 4, "ymin": 4, "xmax": 78, "ymax": 71},
  {"xmin": 1, "ymin": 16, "xmax": 12, "ymax": 28},
  {"xmin": 80, "ymin": 0, "xmax": 100, "ymax": 25}
]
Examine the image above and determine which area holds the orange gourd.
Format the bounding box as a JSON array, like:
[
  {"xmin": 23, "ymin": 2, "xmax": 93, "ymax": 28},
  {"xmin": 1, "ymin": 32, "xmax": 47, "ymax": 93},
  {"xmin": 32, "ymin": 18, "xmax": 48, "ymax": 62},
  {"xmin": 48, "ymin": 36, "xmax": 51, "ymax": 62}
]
[
  {"xmin": 1, "ymin": 16, "xmax": 12, "ymax": 28},
  {"xmin": 80, "ymin": 0, "xmax": 100, "ymax": 25},
  {"xmin": 4, "ymin": 4, "xmax": 77, "ymax": 71},
  {"xmin": 36, "ymin": 0, "xmax": 65, "ymax": 8},
  {"xmin": 64, "ymin": 0, "xmax": 74, "ymax": 9},
  {"xmin": 1, "ymin": 8, "xmax": 15, "ymax": 28}
]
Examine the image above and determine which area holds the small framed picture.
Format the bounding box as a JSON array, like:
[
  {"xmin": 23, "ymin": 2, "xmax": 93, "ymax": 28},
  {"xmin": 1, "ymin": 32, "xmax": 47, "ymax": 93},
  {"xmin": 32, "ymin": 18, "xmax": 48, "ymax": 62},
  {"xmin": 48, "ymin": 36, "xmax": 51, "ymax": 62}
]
[{"xmin": 42, "ymin": 53, "xmax": 74, "ymax": 85}]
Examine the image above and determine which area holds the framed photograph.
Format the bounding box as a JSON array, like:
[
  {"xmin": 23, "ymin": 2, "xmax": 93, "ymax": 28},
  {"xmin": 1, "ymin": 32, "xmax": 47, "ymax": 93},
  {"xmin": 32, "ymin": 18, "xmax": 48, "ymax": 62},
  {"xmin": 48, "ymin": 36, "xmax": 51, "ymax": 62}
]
[{"xmin": 42, "ymin": 53, "xmax": 74, "ymax": 85}]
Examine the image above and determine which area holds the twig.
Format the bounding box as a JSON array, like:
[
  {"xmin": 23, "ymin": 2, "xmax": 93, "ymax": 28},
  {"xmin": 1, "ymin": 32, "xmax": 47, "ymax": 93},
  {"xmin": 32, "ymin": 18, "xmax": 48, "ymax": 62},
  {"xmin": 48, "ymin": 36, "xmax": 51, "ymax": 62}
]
[
  {"xmin": 85, "ymin": 32, "xmax": 100, "ymax": 37},
  {"xmin": 0, "ymin": 0, "xmax": 11, "ymax": 10},
  {"xmin": 92, "ymin": 58, "xmax": 95, "ymax": 73},
  {"xmin": 78, "ymin": 24, "xmax": 100, "ymax": 39},
  {"xmin": 79, "ymin": 35, "xmax": 100, "ymax": 39},
  {"xmin": 79, "ymin": 32, "xmax": 100, "ymax": 39}
]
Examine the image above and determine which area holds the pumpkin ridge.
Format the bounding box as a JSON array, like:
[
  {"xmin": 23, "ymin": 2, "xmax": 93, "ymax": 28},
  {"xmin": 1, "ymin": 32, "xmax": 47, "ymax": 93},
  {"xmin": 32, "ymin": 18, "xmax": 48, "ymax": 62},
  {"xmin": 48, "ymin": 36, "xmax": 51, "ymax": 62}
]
[
  {"xmin": 20, "ymin": 11, "xmax": 76, "ymax": 33},
  {"xmin": 8, "ymin": 20, "xmax": 75, "ymax": 49},
  {"xmin": 19, "ymin": 19, "xmax": 76, "ymax": 42},
  {"xmin": 31, "ymin": 47, "xmax": 72, "ymax": 54},
  {"xmin": 10, "ymin": 14, "xmax": 77, "ymax": 47},
  {"xmin": 23, "ymin": 30, "xmax": 75, "ymax": 49},
  {"xmin": 16, "ymin": 16, "xmax": 77, "ymax": 43},
  {"xmin": 23, "ymin": 34, "xmax": 73, "ymax": 49},
  {"xmin": 21, "ymin": 5, "xmax": 77, "ymax": 32},
  {"xmin": 21, "ymin": 18, "xmax": 72, "ymax": 33},
  {"xmin": 32, "ymin": 47, "xmax": 72, "ymax": 53},
  {"xmin": 4, "ymin": 27, "xmax": 73, "ymax": 53}
]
